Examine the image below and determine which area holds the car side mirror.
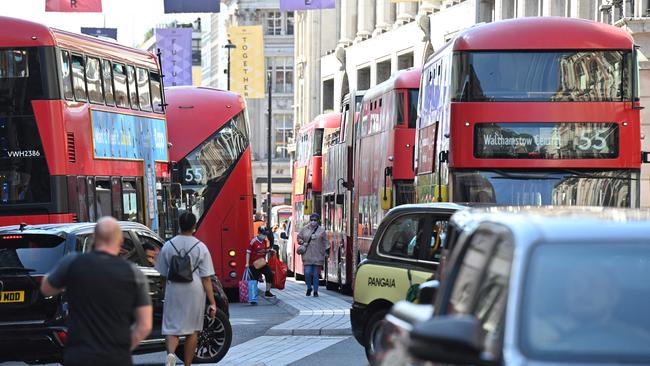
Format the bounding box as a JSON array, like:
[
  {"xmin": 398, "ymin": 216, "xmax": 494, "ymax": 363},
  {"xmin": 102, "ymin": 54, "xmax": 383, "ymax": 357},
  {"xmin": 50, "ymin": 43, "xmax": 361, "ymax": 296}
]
[
  {"xmin": 280, "ymin": 232, "xmax": 288, "ymax": 240},
  {"xmin": 409, "ymin": 315, "xmax": 495, "ymax": 365},
  {"xmin": 417, "ymin": 280, "xmax": 439, "ymax": 304}
]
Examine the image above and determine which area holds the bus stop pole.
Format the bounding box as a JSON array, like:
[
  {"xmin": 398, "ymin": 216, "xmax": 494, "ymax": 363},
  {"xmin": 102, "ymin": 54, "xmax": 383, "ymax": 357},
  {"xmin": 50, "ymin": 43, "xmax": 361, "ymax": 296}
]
[{"xmin": 266, "ymin": 72, "xmax": 272, "ymax": 225}]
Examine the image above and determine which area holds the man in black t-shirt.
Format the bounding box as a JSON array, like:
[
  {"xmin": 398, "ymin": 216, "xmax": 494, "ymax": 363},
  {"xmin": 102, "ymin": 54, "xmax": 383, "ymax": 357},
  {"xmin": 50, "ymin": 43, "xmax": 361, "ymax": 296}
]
[{"xmin": 41, "ymin": 217, "xmax": 152, "ymax": 366}]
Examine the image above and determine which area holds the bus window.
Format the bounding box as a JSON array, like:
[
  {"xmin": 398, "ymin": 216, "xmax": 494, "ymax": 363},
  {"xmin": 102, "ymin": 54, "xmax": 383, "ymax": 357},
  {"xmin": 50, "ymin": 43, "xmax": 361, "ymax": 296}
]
[
  {"xmin": 86, "ymin": 177, "xmax": 96, "ymax": 222},
  {"xmin": 113, "ymin": 63, "xmax": 128, "ymax": 108},
  {"xmin": 95, "ymin": 180, "xmax": 111, "ymax": 217},
  {"xmin": 86, "ymin": 57, "xmax": 103, "ymax": 104},
  {"xmin": 313, "ymin": 129, "xmax": 324, "ymax": 156},
  {"xmin": 60, "ymin": 51, "xmax": 74, "ymax": 100},
  {"xmin": 137, "ymin": 68, "xmax": 152, "ymax": 112},
  {"xmin": 126, "ymin": 65, "xmax": 138, "ymax": 110},
  {"xmin": 122, "ymin": 180, "xmax": 138, "ymax": 222},
  {"xmin": 111, "ymin": 177, "xmax": 122, "ymax": 219},
  {"xmin": 395, "ymin": 91, "xmax": 405, "ymax": 125},
  {"xmin": 150, "ymin": 72, "xmax": 164, "ymax": 113},
  {"xmin": 70, "ymin": 54, "xmax": 87, "ymax": 102},
  {"xmin": 101, "ymin": 59, "xmax": 115, "ymax": 106},
  {"xmin": 76, "ymin": 177, "xmax": 88, "ymax": 222},
  {"xmin": 408, "ymin": 89, "xmax": 419, "ymax": 128}
]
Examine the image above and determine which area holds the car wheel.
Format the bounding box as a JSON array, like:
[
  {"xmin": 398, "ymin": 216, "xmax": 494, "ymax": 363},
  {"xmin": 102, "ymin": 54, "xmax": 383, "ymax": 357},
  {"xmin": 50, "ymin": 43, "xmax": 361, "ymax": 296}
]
[
  {"xmin": 176, "ymin": 308, "xmax": 232, "ymax": 364},
  {"xmin": 363, "ymin": 308, "xmax": 389, "ymax": 362}
]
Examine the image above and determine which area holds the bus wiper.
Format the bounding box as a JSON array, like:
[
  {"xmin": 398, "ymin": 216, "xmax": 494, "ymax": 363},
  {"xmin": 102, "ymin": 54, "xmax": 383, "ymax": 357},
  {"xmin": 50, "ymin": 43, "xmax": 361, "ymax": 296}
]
[
  {"xmin": 0, "ymin": 267, "xmax": 36, "ymax": 273},
  {"xmin": 556, "ymin": 169, "xmax": 639, "ymax": 181},
  {"xmin": 489, "ymin": 170, "xmax": 559, "ymax": 180}
]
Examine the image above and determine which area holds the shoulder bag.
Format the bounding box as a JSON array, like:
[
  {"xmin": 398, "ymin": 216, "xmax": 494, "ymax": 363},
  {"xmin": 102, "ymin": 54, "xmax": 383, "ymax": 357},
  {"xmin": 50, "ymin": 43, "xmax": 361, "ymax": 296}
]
[{"xmin": 297, "ymin": 226, "xmax": 319, "ymax": 255}]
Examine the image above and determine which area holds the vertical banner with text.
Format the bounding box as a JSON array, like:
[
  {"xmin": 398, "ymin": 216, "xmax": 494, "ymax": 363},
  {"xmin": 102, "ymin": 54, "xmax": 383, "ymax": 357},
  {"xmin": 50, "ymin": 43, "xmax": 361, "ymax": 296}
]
[
  {"xmin": 228, "ymin": 26, "xmax": 265, "ymax": 99},
  {"xmin": 155, "ymin": 28, "xmax": 193, "ymax": 86}
]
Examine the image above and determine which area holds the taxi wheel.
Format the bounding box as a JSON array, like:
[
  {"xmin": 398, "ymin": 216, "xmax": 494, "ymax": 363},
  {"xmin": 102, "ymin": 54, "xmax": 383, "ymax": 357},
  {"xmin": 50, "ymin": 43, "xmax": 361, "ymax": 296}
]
[
  {"xmin": 176, "ymin": 308, "xmax": 232, "ymax": 363},
  {"xmin": 363, "ymin": 308, "xmax": 389, "ymax": 361}
]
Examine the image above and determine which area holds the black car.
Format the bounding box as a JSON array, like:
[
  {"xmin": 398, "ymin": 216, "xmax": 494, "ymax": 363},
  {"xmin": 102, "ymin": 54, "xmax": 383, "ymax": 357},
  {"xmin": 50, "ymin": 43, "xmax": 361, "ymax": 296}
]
[{"xmin": 0, "ymin": 222, "xmax": 232, "ymax": 364}]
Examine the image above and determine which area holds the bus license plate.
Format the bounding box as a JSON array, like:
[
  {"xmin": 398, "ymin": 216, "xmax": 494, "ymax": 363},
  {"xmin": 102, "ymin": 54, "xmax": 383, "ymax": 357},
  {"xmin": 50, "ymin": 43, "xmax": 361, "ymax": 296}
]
[{"xmin": 0, "ymin": 291, "xmax": 25, "ymax": 303}]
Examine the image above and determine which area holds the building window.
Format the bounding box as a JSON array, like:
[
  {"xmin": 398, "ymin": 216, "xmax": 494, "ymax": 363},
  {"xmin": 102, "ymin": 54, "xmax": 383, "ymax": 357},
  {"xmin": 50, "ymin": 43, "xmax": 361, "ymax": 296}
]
[
  {"xmin": 287, "ymin": 12, "xmax": 294, "ymax": 35},
  {"xmin": 267, "ymin": 57, "xmax": 294, "ymax": 94},
  {"xmin": 192, "ymin": 38, "xmax": 201, "ymax": 66},
  {"xmin": 274, "ymin": 114, "xmax": 293, "ymax": 159},
  {"xmin": 265, "ymin": 11, "xmax": 282, "ymax": 35}
]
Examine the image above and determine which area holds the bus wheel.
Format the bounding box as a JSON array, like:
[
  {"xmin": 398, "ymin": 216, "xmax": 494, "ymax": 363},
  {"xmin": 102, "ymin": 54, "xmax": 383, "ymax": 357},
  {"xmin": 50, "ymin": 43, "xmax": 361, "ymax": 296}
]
[
  {"xmin": 177, "ymin": 308, "xmax": 232, "ymax": 363},
  {"xmin": 363, "ymin": 308, "xmax": 389, "ymax": 362}
]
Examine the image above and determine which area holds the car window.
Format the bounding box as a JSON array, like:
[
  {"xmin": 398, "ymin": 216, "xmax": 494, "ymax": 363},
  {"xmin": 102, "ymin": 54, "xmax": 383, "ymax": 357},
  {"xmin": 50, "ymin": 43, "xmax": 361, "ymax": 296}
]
[
  {"xmin": 378, "ymin": 214, "xmax": 421, "ymax": 260},
  {"xmin": 472, "ymin": 235, "xmax": 513, "ymax": 359},
  {"xmin": 137, "ymin": 233, "xmax": 162, "ymax": 267},
  {"xmin": 119, "ymin": 233, "xmax": 140, "ymax": 263},
  {"xmin": 418, "ymin": 219, "xmax": 449, "ymax": 262},
  {"xmin": 0, "ymin": 234, "xmax": 66, "ymax": 274},
  {"xmin": 445, "ymin": 230, "xmax": 497, "ymax": 315},
  {"xmin": 75, "ymin": 233, "xmax": 94, "ymax": 253}
]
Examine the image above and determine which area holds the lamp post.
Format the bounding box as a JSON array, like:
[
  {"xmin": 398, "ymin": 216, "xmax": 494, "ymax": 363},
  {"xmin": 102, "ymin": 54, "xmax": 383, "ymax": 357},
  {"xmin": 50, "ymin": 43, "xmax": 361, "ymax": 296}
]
[
  {"xmin": 224, "ymin": 39, "xmax": 236, "ymax": 90},
  {"xmin": 266, "ymin": 71, "xmax": 272, "ymax": 224}
]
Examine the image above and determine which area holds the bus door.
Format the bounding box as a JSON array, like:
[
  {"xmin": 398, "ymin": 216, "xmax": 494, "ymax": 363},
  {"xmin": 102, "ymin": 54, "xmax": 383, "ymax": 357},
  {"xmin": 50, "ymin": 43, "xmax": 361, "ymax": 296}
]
[{"xmin": 160, "ymin": 182, "xmax": 180, "ymax": 239}]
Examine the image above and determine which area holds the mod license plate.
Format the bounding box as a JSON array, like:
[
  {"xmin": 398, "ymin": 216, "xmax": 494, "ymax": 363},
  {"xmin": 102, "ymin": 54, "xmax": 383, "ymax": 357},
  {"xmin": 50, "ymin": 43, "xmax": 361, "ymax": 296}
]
[{"xmin": 0, "ymin": 291, "xmax": 25, "ymax": 303}]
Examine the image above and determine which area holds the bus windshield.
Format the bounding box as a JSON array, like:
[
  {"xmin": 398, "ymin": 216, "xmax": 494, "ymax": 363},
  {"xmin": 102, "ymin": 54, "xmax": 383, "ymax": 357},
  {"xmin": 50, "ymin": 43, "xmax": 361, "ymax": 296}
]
[
  {"xmin": 452, "ymin": 169, "xmax": 636, "ymax": 207},
  {"xmin": 174, "ymin": 112, "xmax": 249, "ymax": 223},
  {"xmin": 452, "ymin": 51, "xmax": 632, "ymax": 102},
  {"xmin": 0, "ymin": 47, "xmax": 50, "ymax": 205}
]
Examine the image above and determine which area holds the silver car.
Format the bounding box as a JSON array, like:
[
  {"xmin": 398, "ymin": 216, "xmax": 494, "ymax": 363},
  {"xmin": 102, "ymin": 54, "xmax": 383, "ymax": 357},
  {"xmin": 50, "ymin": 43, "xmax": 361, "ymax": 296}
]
[{"xmin": 381, "ymin": 207, "xmax": 650, "ymax": 366}]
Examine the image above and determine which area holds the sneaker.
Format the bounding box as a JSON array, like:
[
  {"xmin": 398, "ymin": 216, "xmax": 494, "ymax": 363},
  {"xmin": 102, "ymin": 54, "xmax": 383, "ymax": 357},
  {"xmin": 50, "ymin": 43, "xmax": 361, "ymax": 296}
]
[
  {"xmin": 264, "ymin": 291, "xmax": 276, "ymax": 298},
  {"xmin": 166, "ymin": 353, "xmax": 176, "ymax": 366},
  {"xmin": 306, "ymin": 289, "xmax": 312, "ymax": 296},
  {"xmin": 313, "ymin": 292, "xmax": 319, "ymax": 297}
]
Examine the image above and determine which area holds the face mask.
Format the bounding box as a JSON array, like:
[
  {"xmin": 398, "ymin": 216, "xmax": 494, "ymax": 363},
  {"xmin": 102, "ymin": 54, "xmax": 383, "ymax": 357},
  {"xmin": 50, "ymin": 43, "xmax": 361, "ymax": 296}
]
[
  {"xmin": 310, "ymin": 220, "xmax": 318, "ymax": 226},
  {"xmin": 257, "ymin": 234, "xmax": 266, "ymax": 240}
]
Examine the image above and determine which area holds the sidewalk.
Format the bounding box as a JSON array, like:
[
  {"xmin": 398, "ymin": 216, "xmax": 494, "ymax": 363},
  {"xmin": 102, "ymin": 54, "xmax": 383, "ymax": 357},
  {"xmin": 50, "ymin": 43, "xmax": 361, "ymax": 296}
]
[
  {"xmin": 265, "ymin": 278, "xmax": 352, "ymax": 336},
  {"xmin": 214, "ymin": 278, "xmax": 356, "ymax": 365}
]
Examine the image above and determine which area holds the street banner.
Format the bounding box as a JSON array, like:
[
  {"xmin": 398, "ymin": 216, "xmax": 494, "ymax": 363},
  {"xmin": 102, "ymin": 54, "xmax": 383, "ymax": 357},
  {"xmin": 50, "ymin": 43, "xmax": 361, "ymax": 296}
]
[
  {"xmin": 46, "ymin": 0, "xmax": 102, "ymax": 12},
  {"xmin": 280, "ymin": 0, "xmax": 335, "ymax": 11},
  {"xmin": 155, "ymin": 28, "xmax": 193, "ymax": 86},
  {"xmin": 81, "ymin": 27, "xmax": 117, "ymax": 40},
  {"xmin": 228, "ymin": 25, "xmax": 265, "ymax": 99},
  {"xmin": 163, "ymin": 0, "xmax": 220, "ymax": 13}
]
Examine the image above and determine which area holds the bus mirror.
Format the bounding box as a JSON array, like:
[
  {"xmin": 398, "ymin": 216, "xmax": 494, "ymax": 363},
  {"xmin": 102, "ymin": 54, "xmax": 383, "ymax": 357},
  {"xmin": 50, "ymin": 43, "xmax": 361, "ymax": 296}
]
[
  {"xmin": 433, "ymin": 185, "xmax": 449, "ymax": 202},
  {"xmin": 380, "ymin": 187, "xmax": 392, "ymax": 210},
  {"xmin": 643, "ymin": 151, "xmax": 650, "ymax": 164},
  {"xmin": 336, "ymin": 194, "xmax": 344, "ymax": 205},
  {"xmin": 304, "ymin": 199, "xmax": 313, "ymax": 215}
]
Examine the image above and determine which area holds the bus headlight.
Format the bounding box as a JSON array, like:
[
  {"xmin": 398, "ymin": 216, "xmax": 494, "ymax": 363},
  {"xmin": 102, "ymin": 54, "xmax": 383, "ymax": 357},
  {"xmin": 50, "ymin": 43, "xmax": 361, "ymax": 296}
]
[{"xmin": 228, "ymin": 250, "xmax": 236, "ymax": 257}]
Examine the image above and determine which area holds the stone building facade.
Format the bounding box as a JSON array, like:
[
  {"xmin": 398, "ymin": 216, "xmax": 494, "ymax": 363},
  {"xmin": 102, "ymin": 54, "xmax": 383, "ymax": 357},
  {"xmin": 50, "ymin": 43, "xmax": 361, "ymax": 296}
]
[{"xmin": 294, "ymin": 0, "xmax": 650, "ymax": 207}]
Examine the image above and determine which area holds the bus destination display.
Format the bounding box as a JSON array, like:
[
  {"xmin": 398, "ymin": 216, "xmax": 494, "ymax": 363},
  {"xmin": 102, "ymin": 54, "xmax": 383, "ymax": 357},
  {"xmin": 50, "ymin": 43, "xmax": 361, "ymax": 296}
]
[{"xmin": 474, "ymin": 122, "xmax": 619, "ymax": 159}]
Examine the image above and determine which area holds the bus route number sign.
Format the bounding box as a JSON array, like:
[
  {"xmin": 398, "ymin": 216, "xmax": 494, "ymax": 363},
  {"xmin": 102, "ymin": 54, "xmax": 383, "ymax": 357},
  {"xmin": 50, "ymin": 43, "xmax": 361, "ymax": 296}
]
[{"xmin": 474, "ymin": 122, "xmax": 619, "ymax": 159}]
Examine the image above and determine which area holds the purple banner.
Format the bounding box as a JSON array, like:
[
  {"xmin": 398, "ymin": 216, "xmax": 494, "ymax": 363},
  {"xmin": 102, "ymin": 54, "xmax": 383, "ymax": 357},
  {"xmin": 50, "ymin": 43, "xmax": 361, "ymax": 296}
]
[
  {"xmin": 155, "ymin": 28, "xmax": 193, "ymax": 86},
  {"xmin": 280, "ymin": 0, "xmax": 335, "ymax": 11},
  {"xmin": 81, "ymin": 27, "xmax": 117, "ymax": 40},
  {"xmin": 163, "ymin": 0, "xmax": 220, "ymax": 13}
]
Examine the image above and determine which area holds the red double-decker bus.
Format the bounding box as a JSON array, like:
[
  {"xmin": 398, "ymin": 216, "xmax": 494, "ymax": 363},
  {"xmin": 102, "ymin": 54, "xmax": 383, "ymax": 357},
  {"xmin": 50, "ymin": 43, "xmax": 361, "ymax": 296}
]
[
  {"xmin": 0, "ymin": 16, "xmax": 172, "ymax": 233},
  {"xmin": 415, "ymin": 17, "xmax": 642, "ymax": 207},
  {"xmin": 166, "ymin": 87, "xmax": 253, "ymax": 293},
  {"xmin": 289, "ymin": 112, "xmax": 340, "ymax": 278},
  {"xmin": 323, "ymin": 68, "xmax": 421, "ymax": 291}
]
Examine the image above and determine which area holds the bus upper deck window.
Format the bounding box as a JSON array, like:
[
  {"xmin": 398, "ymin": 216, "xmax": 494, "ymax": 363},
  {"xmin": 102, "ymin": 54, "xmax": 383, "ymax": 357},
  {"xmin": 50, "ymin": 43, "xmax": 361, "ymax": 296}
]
[
  {"xmin": 70, "ymin": 54, "xmax": 87, "ymax": 102},
  {"xmin": 112, "ymin": 63, "xmax": 129, "ymax": 108},
  {"xmin": 150, "ymin": 72, "xmax": 164, "ymax": 113},
  {"xmin": 0, "ymin": 49, "xmax": 28, "ymax": 78},
  {"xmin": 60, "ymin": 51, "xmax": 73, "ymax": 100}
]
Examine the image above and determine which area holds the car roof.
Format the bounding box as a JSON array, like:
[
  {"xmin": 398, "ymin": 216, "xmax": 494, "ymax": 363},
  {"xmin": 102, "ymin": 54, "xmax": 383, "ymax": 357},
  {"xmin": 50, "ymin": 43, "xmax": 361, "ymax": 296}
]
[
  {"xmin": 0, "ymin": 221, "xmax": 153, "ymax": 236},
  {"xmin": 455, "ymin": 206, "xmax": 650, "ymax": 245},
  {"xmin": 387, "ymin": 203, "xmax": 468, "ymax": 215}
]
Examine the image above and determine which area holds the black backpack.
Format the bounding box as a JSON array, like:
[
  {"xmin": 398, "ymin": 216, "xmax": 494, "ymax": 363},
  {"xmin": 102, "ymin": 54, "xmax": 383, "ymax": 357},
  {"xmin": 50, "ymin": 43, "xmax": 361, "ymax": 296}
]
[{"xmin": 167, "ymin": 239, "xmax": 201, "ymax": 283}]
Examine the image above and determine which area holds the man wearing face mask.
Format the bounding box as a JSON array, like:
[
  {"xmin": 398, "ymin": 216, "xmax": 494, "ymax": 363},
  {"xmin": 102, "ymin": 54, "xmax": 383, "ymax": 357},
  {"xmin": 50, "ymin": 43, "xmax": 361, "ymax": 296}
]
[
  {"xmin": 246, "ymin": 226, "xmax": 275, "ymax": 299},
  {"xmin": 297, "ymin": 213, "xmax": 329, "ymax": 297}
]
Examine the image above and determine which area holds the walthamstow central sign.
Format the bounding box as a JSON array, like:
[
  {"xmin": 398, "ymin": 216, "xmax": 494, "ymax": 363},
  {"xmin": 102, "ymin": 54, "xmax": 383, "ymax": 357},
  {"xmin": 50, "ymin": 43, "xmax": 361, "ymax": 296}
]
[{"xmin": 474, "ymin": 122, "xmax": 619, "ymax": 159}]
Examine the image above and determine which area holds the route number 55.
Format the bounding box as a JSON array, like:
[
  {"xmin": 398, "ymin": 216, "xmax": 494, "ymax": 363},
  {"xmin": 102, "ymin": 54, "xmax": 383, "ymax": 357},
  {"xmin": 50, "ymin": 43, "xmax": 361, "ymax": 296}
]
[
  {"xmin": 577, "ymin": 128, "xmax": 608, "ymax": 151},
  {"xmin": 185, "ymin": 168, "xmax": 204, "ymax": 182}
]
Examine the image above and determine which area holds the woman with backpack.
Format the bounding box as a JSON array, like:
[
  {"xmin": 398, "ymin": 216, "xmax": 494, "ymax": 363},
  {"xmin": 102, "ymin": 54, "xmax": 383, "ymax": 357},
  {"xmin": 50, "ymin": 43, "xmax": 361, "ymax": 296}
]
[
  {"xmin": 155, "ymin": 212, "xmax": 217, "ymax": 366},
  {"xmin": 297, "ymin": 213, "xmax": 329, "ymax": 297}
]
